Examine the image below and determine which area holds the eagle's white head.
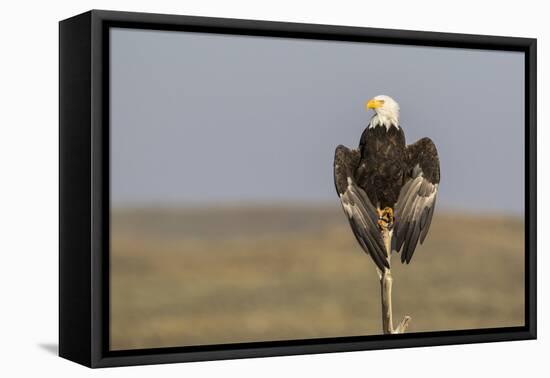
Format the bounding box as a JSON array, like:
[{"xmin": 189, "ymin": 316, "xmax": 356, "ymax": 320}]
[{"xmin": 366, "ymin": 95, "xmax": 400, "ymax": 130}]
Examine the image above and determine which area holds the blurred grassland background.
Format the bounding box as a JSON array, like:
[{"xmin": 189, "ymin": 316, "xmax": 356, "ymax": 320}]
[{"xmin": 110, "ymin": 205, "xmax": 524, "ymax": 350}]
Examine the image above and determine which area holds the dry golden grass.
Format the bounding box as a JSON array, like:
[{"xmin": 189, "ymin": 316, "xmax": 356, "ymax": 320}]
[{"xmin": 110, "ymin": 205, "xmax": 524, "ymax": 350}]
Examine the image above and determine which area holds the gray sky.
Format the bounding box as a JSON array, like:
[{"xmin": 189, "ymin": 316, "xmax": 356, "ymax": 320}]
[{"xmin": 110, "ymin": 28, "xmax": 524, "ymax": 214}]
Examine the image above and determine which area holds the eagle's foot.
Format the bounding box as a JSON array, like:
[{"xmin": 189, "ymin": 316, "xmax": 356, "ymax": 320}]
[{"xmin": 377, "ymin": 207, "xmax": 394, "ymax": 230}]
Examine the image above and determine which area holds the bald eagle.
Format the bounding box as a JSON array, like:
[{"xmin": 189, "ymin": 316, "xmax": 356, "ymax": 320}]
[{"xmin": 334, "ymin": 95, "xmax": 440, "ymax": 271}]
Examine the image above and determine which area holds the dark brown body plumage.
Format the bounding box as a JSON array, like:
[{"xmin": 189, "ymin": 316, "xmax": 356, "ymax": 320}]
[{"xmin": 356, "ymin": 125, "xmax": 407, "ymax": 209}]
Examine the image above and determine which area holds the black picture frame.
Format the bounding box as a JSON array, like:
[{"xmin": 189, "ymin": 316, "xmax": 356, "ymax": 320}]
[{"xmin": 59, "ymin": 9, "xmax": 537, "ymax": 368}]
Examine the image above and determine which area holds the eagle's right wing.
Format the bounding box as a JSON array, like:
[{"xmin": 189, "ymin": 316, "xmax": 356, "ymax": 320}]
[
  {"xmin": 394, "ymin": 137, "xmax": 440, "ymax": 264},
  {"xmin": 334, "ymin": 145, "xmax": 389, "ymax": 271}
]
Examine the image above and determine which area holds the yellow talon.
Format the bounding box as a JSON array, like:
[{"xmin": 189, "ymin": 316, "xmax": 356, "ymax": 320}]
[{"xmin": 377, "ymin": 207, "xmax": 394, "ymax": 230}]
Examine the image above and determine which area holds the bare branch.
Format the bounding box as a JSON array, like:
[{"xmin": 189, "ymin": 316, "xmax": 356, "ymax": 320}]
[{"xmin": 379, "ymin": 227, "xmax": 411, "ymax": 334}]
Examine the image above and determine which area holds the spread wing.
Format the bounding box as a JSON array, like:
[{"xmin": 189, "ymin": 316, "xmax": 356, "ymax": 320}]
[
  {"xmin": 394, "ymin": 137, "xmax": 440, "ymax": 264},
  {"xmin": 334, "ymin": 145, "xmax": 389, "ymax": 271}
]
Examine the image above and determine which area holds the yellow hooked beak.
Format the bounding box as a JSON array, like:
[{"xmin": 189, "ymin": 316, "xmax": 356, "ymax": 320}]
[{"xmin": 366, "ymin": 98, "xmax": 385, "ymax": 110}]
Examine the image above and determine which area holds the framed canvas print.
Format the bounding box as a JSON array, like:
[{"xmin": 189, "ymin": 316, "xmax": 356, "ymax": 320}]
[{"xmin": 59, "ymin": 10, "xmax": 537, "ymax": 368}]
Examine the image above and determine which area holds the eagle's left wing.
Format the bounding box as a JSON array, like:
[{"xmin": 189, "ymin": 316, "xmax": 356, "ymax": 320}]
[
  {"xmin": 394, "ymin": 137, "xmax": 440, "ymax": 264},
  {"xmin": 334, "ymin": 145, "xmax": 389, "ymax": 271}
]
